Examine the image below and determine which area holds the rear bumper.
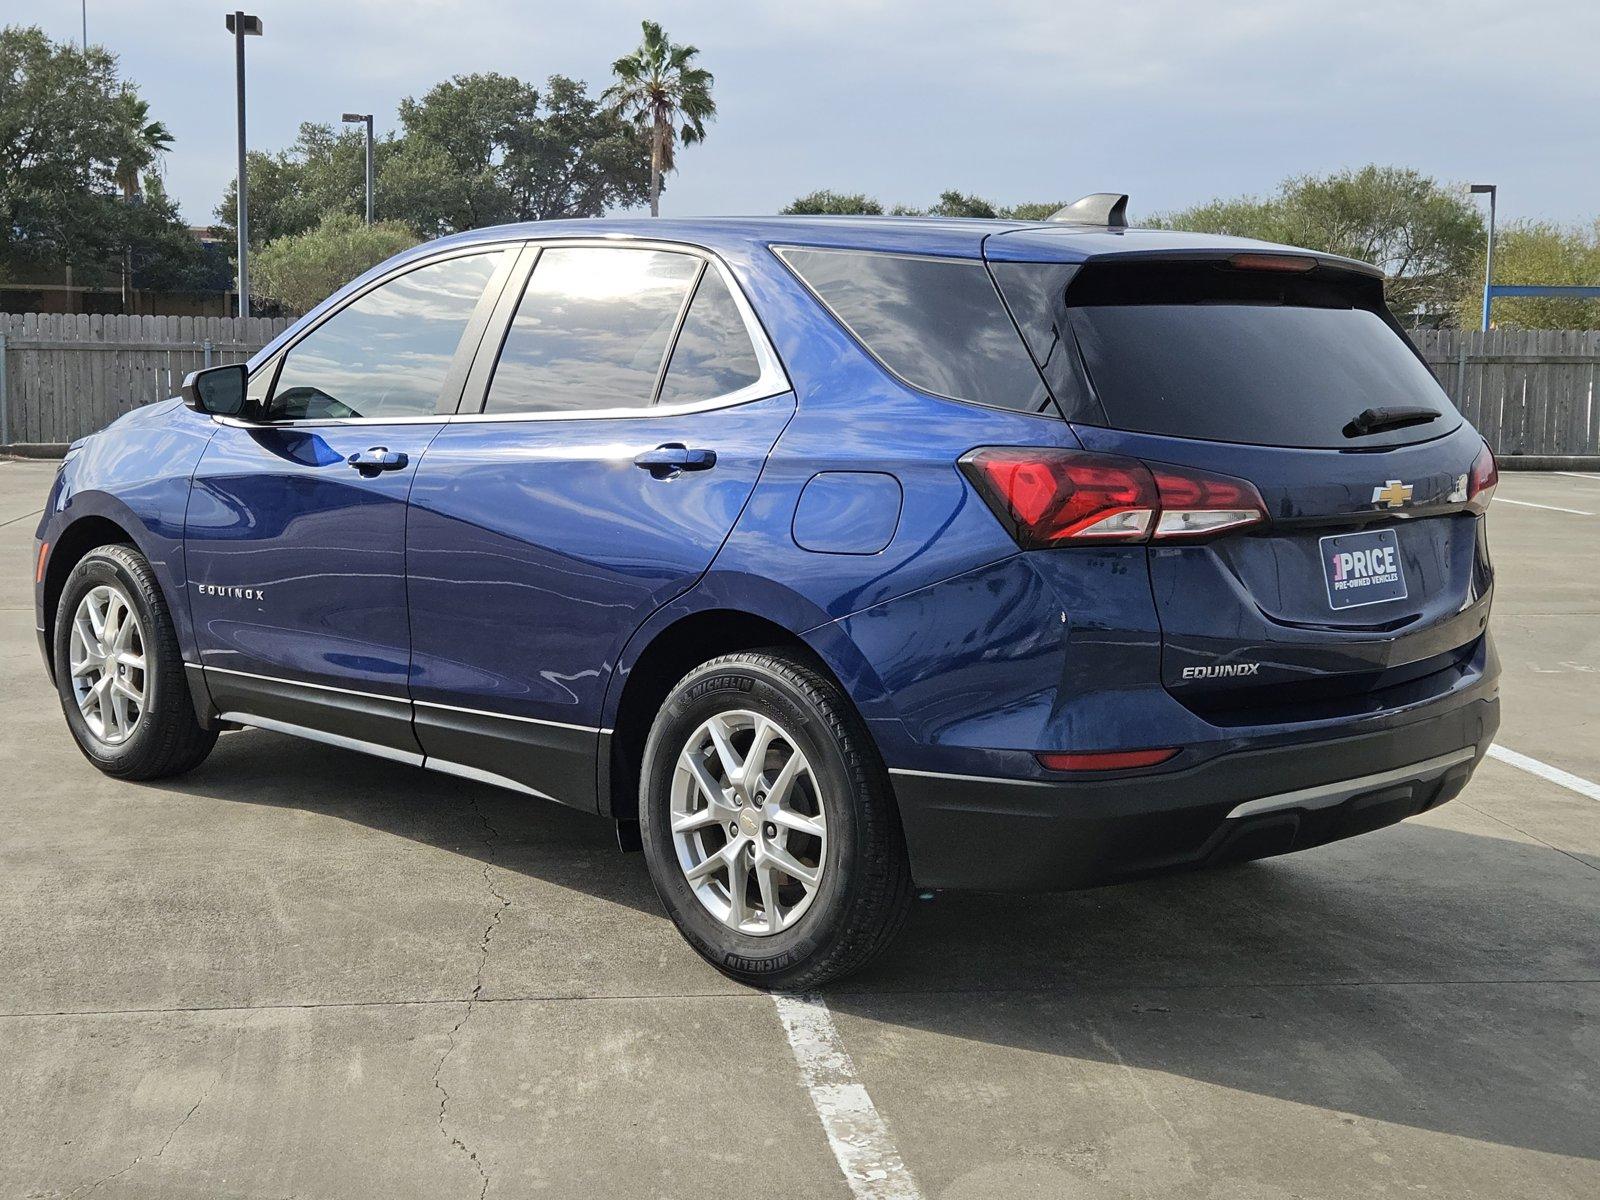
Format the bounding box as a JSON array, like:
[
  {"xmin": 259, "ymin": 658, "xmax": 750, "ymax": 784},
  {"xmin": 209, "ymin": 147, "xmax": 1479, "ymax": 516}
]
[{"xmin": 889, "ymin": 695, "xmax": 1499, "ymax": 891}]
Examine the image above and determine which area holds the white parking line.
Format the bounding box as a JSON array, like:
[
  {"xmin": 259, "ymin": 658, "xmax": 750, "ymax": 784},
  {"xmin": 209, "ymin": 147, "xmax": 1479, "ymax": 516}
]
[
  {"xmin": 1487, "ymin": 744, "xmax": 1600, "ymax": 804},
  {"xmin": 1493, "ymin": 497, "xmax": 1595, "ymax": 516},
  {"xmin": 1553, "ymin": 472, "xmax": 1600, "ymax": 483},
  {"xmin": 771, "ymin": 993, "xmax": 923, "ymax": 1200}
]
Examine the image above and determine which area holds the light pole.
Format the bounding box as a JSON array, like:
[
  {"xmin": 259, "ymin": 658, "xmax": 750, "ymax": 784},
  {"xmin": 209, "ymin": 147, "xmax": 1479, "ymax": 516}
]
[
  {"xmin": 342, "ymin": 113, "xmax": 375, "ymax": 224},
  {"xmin": 1470, "ymin": 183, "xmax": 1497, "ymax": 332},
  {"xmin": 227, "ymin": 12, "xmax": 263, "ymax": 317}
]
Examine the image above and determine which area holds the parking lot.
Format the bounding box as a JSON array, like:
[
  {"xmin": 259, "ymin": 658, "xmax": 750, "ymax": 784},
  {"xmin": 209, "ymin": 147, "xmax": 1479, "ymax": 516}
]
[{"xmin": 1, "ymin": 455, "xmax": 1596, "ymax": 1199}]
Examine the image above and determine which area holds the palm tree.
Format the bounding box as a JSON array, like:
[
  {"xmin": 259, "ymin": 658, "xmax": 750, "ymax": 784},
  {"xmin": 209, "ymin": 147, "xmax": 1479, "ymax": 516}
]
[
  {"xmin": 111, "ymin": 95, "xmax": 173, "ymax": 200},
  {"xmin": 603, "ymin": 21, "xmax": 715, "ymax": 217}
]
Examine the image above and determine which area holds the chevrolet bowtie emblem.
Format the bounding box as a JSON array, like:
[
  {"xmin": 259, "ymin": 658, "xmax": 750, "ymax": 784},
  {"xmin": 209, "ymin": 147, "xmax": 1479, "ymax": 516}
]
[{"xmin": 1372, "ymin": 480, "xmax": 1414, "ymax": 509}]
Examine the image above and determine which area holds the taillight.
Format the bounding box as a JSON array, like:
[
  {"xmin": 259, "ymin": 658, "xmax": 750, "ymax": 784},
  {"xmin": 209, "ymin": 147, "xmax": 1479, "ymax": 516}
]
[
  {"xmin": 1465, "ymin": 441, "xmax": 1498, "ymax": 514},
  {"xmin": 960, "ymin": 447, "xmax": 1266, "ymax": 548},
  {"xmin": 1148, "ymin": 464, "xmax": 1268, "ymax": 539}
]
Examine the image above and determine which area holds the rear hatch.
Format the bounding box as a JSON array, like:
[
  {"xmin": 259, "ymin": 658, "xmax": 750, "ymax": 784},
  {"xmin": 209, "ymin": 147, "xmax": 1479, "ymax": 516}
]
[{"xmin": 988, "ymin": 250, "xmax": 1495, "ymax": 724}]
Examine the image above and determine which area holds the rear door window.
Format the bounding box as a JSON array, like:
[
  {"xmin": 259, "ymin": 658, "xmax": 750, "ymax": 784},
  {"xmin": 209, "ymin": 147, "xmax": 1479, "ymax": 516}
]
[
  {"xmin": 484, "ymin": 247, "xmax": 700, "ymax": 414},
  {"xmin": 778, "ymin": 247, "xmax": 1053, "ymax": 415},
  {"xmin": 657, "ymin": 268, "xmax": 763, "ymax": 405}
]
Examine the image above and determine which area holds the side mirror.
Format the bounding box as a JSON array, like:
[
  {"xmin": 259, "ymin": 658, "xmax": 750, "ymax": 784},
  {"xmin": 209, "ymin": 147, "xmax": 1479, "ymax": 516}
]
[{"xmin": 181, "ymin": 363, "xmax": 248, "ymax": 416}]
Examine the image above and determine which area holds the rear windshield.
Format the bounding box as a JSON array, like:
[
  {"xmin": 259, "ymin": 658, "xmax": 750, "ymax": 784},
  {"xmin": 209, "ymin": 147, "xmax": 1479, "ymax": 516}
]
[{"xmin": 999, "ymin": 260, "xmax": 1460, "ymax": 449}]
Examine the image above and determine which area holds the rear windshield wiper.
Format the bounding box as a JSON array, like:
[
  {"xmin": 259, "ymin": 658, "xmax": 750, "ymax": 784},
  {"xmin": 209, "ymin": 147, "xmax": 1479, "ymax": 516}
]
[{"xmin": 1343, "ymin": 406, "xmax": 1441, "ymax": 438}]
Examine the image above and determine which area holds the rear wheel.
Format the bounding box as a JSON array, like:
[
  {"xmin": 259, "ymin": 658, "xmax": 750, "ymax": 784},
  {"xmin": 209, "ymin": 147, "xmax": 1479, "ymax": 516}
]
[
  {"xmin": 639, "ymin": 649, "xmax": 912, "ymax": 989},
  {"xmin": 53, "ymin": 545, "xmax": 217, "ymax": 780}
]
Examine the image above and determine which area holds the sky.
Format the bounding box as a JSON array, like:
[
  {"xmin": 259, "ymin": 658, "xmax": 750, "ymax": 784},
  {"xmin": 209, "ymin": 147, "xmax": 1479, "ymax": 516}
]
[{"xmin": 27, "ymin": 0, "xmax": 1600, "ymax": 229}]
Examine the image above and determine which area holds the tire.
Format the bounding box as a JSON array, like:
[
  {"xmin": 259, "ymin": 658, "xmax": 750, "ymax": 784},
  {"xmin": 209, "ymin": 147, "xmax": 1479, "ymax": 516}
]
[
  {"xmin": 639, "ymin": 649, "xmax": 912, "ymax": 990},
  {"xmin": 53, "ymin": 544, "xmax": 217, "ymax": 781}
]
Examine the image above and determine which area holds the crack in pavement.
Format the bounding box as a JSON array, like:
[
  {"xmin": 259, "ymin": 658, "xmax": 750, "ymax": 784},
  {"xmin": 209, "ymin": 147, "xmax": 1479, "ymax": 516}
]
[
  {"xmin": 431, "ymin": 797, "xmax": 511, "ymax": 1200},
  {"xmin": 5, "ymin": 976, "xmax": 1600, "ymax": 1022},
  {"xmin": 59, "ymin": 1040, "xmax": 242, "ymax": 1199}
]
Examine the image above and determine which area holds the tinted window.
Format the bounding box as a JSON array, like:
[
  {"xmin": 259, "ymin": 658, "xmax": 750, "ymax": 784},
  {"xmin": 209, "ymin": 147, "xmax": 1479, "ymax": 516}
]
[
  {"xmin": 485, "ymin": 247, "xmax": 699, "ymax": 414},
  {"xmin": 1067, "ymin": 300, "xmax": 1457, "ymax": 450},
  {"xmin": 270, "ymin": 252, "xmax": 502, "ymax": 420},
  {"xmin": 779, "ymin": 248, "xmax": 1052, "ymax": 414},
  {"xmin": 987, "ymin": 261, "xmax": 1101, "ymax": 423},
  {"xmin": 657, "ymin": 268, "xmax": 763, "ymax": 405}
]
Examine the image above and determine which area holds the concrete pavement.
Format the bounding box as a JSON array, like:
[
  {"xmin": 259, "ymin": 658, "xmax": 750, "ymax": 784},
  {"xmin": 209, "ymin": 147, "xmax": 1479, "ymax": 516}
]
[{"xmin": 1, "ymin": 456, "xmax": 1597, "ymax": 1199}]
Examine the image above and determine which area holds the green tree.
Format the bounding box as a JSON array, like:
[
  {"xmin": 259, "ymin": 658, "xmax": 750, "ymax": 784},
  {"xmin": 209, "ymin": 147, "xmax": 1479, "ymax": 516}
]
[
  {"xmin": 781, "ymin": 190, "xmax": 884, "ymax": 215},
  {"xmin": 214, "ymin": 122, "xmax": 392, "ymax": 249},
  {"xmin": 110, "ymin": 94, "xmax": 171, "ymax": 200},
  {"xmin": 250, "ymin": 213, "xmax": 420, "ymax": 314},
  {"xmin": 1458, "ymin": 219, "xmax": 1600, "ymax": 330},
  {"xmin": 604, "ymin": 20, "xmax": 715, "ymax": 217},
  {"xmin": 928, "ymin": 190, "xmax": 999, "ymax": 219},
  {"xmin": 391, "ymin": 73, "xmax": 651, "ymax": 234},
  {"xmin": 0, "ymin": 25, "xmax": 200, "ymax": 289},
  {"xmin": 1002, "ymin": 200, "xmax": 1069, "ymax": 221},
  {"xmin": 216, "ymin": 75, "xmax": 650, "ymax": 243},
  {"xmin": 1151, "ymin": 166, "xmax": 1484, "ymax": 320}
]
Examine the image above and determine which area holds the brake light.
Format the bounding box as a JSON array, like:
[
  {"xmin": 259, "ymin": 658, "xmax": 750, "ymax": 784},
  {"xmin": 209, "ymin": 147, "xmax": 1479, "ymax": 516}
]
[
  {"xmin": 960, "ymin": 448, "xmax": 1266, "ymax": 547},
  {"xmin": 1037, "ymin": 748, "xmax": 1179, "ymax": 772},
  {"xmin": 1465, "ymin": 441, "xmax": 1498, "ymax": 513},
  {"xmin": 1227, "ymin": 253, "xmax": 1317, "ymax": 273}
]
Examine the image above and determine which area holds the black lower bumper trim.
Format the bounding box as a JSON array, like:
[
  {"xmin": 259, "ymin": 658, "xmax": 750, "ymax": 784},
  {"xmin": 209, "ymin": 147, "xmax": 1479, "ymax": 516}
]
[{"xmin": 889, "ymin": 697, "xmax": 1499, "ymax": 891}]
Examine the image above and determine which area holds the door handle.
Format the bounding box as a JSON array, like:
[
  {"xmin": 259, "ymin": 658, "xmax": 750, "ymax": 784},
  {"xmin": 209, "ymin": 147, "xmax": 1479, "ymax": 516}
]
[
  {"xmin": 347, "ymin": 447, "xmax": 408, "ymax": 474},
  {"xmin": 633, "ymin": 444, "xmax": 717, "ymax": 479}
]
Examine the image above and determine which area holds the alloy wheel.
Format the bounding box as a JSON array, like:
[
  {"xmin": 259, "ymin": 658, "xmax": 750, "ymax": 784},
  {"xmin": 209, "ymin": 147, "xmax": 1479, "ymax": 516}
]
[
  {"xmin": 68, "ymin": 584, "xmax": 148, "ymax": 746},
  {"xmin": 669, "ymin": 710, "xmax": 828, "ymax": 936}
]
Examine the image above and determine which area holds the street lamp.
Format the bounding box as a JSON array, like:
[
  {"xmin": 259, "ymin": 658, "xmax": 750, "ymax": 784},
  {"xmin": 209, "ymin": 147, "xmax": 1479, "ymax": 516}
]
[
  {"xmin": 342, "ymin": 113, "xmax": 375, "ymax": 225},
  {"xmin": 1470, "ymin": 183, "xmax": 1497, "ymax": 332},
  {"xmin": 226, "ymin": 12, "xmax": 263, "ymax": 318}
]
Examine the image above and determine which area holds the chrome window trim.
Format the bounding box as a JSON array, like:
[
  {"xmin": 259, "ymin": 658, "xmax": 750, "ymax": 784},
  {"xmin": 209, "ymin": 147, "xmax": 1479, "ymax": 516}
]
[
  {"xmin": 468, "ymin": 236, "xmax": 790, "ymax": 422},
  {"xmin": 216, "ymin": 235, "xmax": 793, "ymax": 431}
]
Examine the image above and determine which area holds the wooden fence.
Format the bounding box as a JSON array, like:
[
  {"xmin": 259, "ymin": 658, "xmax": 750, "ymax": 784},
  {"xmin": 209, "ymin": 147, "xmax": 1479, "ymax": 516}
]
[
  {"xmin": 1411, "ymin": 329, "xmax": 1600, "ymax": 459},
  {"xmin": 0, "ymin": 313, "xmax": 290, "ymax": 447},
  {"xmin": 1, "ymin": 314, "xmax": 1597, "ymax": 458}
]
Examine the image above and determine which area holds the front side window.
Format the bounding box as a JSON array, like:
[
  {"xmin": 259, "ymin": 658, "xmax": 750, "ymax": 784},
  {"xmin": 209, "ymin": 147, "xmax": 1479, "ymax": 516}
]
[
  {"xmin": 778, "ymin": 247, "xmax": 1053, "ymax": 415},
  {"xmin": 484, "ymin": 247, "xmax": 700, "ymax": 414},
  {"xmin": 657, "ymin": 267, "xmax": 763, "ymax": 405},
  {"xmin": 269, "ymin": 251, "xmax": 503, "ymax": 421}
]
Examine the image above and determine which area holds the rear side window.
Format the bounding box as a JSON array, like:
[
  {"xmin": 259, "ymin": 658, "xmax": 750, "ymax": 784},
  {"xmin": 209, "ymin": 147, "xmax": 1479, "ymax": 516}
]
[
  {"xmin": 657, "ymin": 268, "xmax": 763, "ymax": 405},
  {"xmin": 778, "ymin": 247, "xmax": 1053, "ymax": 415},
  {"xmin": 1002, "ymin": 260, "xmax": 1459, "ymax": 449},
  {"xmin": 485, "ymin": 247, "xmax": 700, "ymax": 414},
  {"xmin": 270, "ymin": 251, "xmax": 503, "ymax": 420}
]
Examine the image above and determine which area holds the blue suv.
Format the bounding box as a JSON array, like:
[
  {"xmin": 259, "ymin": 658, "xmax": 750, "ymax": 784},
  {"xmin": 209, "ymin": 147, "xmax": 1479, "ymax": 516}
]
[{"xmin": 34, "ymin": 199, "xmax": 1501, "ymax": 987}]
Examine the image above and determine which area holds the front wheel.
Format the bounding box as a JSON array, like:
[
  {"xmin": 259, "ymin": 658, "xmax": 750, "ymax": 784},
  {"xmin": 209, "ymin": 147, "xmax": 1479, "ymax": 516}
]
[
  {"xmin": 639, "ymin": 649, "xmax": 912, "ymax": 990},
  {"xmin": 53, "ymin": 544, "xmax": 217, "ymax": 780}
]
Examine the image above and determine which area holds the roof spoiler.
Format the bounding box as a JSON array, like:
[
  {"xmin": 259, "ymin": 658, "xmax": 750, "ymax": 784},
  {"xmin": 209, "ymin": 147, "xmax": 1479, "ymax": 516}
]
[{"xmin": 1046, "ymin": 193, "xmax": 1129, "ymax": 228}]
